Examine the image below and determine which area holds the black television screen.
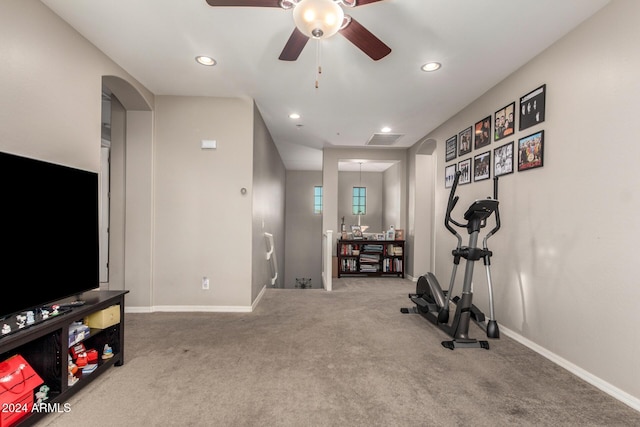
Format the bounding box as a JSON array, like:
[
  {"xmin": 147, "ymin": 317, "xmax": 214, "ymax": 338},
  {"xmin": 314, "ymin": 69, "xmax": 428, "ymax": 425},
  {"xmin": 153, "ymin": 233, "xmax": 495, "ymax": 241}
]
[{"xmin": 0, "ymin": 151, "xmax": 99, "ymax": 320}]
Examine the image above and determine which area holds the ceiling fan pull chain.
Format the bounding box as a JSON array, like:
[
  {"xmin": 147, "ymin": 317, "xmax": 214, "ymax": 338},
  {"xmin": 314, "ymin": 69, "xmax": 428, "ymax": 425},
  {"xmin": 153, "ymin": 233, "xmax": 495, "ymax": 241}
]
[{"xmin": 315, "ymin": 39, "xmax": 322, "ymax": 89}]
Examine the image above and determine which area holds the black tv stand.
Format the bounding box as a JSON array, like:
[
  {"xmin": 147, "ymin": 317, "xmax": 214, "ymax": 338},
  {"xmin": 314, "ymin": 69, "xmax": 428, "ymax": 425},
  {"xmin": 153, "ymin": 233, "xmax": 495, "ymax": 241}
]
[
  {"xmin": 0, "ymin": 290, "xmax": 128, "ymax": 426},
  {"xmin": 58, "ymin": 300, "xmax": 86, "ymax": 308}
]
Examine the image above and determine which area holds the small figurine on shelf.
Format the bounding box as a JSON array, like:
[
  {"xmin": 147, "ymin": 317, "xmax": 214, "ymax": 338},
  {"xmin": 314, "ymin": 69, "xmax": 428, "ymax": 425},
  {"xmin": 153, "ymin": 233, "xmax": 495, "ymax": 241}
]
[
  {"xmin": 26, "ymin": 311, "xmax": 35, "ymax": 325},
  {"xmin": 16, "ymin": 314, "xmax": 27, "ymax": 329},
  {"xmin": 1, "ymin": 324, "xmax": 10, "ymax": 335},
  {"xmin": 68, "ymin": 372, "xmax": 79, "ymax": 386},
  {"xmin": 102, "ymin": 344, "xmax": 114, "ymax": 359},
  {"xmin": 68, "ymin": 354, "xmax": 79, "ymax": 386},
  {"xmin": 35, "ymin": 384, "xmax": 50, "ymax": 404}
]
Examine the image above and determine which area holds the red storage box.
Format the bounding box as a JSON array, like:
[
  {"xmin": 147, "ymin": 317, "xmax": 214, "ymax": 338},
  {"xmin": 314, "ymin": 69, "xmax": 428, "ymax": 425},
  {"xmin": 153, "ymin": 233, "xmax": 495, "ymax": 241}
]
[
  {"xmin": 0, "ymin": 354, "xmax": 44, "ymax": 427},
  {"xmin": 70, "ymin": 343, "xmax": 86, "ymax": 360},
  {"xmin": 86, "ymin": 349, "xmax": 98, "ymax": 364}
]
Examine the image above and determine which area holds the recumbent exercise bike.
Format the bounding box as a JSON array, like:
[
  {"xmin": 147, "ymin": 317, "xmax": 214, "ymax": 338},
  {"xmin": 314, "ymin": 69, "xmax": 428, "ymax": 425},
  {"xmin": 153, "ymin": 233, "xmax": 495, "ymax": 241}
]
[{"xmin": 402, "ymin": 170, "xmax": 501, "ymax": 350}]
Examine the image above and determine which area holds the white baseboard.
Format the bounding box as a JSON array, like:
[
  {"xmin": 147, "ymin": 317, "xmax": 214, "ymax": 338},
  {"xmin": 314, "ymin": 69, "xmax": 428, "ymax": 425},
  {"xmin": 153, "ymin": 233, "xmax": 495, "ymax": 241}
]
[
  {"xmin": 127, "ymin": 305, "xmax": 252, "ymax": 313},
  {"xmin": 125, "ymin": 285, "xmax": 267, "ymax": 314},
  {"xmin": 500, "ymin": 325, "xmax": 640, "ymax": 412}
]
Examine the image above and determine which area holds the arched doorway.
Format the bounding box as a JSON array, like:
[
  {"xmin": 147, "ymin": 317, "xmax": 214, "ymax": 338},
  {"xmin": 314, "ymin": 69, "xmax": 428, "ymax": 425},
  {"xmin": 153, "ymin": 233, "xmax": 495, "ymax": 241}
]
[{"xmin": 100, "ymin": 76, "xmax": 153, "ymax": 308}]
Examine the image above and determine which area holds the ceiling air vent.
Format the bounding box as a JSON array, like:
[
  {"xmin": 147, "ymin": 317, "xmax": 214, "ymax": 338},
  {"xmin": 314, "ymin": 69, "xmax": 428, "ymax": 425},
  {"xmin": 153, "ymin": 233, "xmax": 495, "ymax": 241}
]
[{"xmin": 366, "ymin": 133, "xmax": 404, "ymax": 146}]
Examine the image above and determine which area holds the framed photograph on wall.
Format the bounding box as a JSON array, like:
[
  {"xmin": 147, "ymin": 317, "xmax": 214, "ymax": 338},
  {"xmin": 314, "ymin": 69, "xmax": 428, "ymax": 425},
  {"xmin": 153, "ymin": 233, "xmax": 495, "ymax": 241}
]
[
  {"xmin": 458, "ymin": 126, "xmax": 472, "ymax": 156},
  {"xmin": 445, "ymin": 135, "xmax": 458, "ymax": 161},
  {"xmin": 445, "ymin": 164, "xmax": 457, "ymax": 188},
  {"xmin": 494, "ymin": 102, "xmax": 515, "ymax": 142},
  {"xmin": 518, "ymin": 130, "xmax": 544, "ymax": 172},
  {"xmin": 473, "ymin": 151, "xmax": 491, "ymax": 182},
  {"xmin": 494, "ymin": 141, "xmax": 514, "ymax": 177},
  {"xmin": 458, "ymin": 158, "xmax": 472, "ymax": 185},
  {"xmin": 474, "ymin": 116, "xmax": 491, "ymax": 150},
  {"xmin": 519, "ymin": 84, "xmax": 546, "ymax": 131}
]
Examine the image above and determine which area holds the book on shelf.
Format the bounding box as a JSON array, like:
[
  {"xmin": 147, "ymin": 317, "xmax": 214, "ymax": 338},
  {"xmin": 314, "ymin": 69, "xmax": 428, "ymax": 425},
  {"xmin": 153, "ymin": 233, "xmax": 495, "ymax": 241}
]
[
  {"xmin": 386, "ymin": 244, "xmax": 403, "ymax": 256},
  {"xmin": 359, "ymin": 254, "xmax": 380, "ymax": 263},
  {"xmin": 82, "ymin": 363, "xmax": 98, "ymax": 374},
  {"xmin": 340, "ymin": 244, "xmax": 362, "ymax": 256},
  {"xmin": 362, "ymin": 244, "xmax": 384, "ymax": 253},
  {"xmin": 382, "ymin": 258, "xmax": 403, "ymax": 273}
]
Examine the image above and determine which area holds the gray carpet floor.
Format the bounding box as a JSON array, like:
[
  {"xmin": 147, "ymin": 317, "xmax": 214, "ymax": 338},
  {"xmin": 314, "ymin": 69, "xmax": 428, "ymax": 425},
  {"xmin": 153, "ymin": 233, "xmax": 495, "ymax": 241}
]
[{"xmin": 39, "ymin": 278, "xmax": 640, "ymax": 426}]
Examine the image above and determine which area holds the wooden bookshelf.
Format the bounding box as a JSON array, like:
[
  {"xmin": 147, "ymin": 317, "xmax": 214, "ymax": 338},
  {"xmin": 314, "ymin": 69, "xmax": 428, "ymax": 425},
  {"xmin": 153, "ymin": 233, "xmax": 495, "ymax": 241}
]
[{"xmin": 337, "ymin": 240, "xmax": 404, "ymax": 278}]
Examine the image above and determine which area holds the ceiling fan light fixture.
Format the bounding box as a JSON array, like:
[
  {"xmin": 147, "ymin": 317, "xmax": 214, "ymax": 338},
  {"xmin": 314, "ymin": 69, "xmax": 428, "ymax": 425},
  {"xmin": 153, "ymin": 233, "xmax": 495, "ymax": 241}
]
[{"xmin": 293, "ymin": 0, "xmax": 345, "ymax": 39}]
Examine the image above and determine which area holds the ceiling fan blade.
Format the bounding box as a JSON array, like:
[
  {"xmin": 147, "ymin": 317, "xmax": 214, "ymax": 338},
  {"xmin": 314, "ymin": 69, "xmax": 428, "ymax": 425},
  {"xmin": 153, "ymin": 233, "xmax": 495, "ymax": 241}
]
[
  {"xmin": 339, "ymin": 17, "xmax": 391, "ymax": 61},
  {"xmin": 353, "ymin": 0, "xmax": 384, "ymax": 6},
  {"xmin": 279, "ymin": 28, "xmax": 309, "ymax": 61},
  {"xmin": 205, "ymin": 0, "xmax": 280, "ymax": 7}
]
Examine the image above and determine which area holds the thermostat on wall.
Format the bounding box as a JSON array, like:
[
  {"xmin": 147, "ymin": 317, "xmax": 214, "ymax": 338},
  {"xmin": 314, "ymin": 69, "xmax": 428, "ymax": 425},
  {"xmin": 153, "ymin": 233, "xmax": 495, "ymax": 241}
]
[{"xmin": 201, "ymin": 139, "xmax": 217, "ymax": 149}]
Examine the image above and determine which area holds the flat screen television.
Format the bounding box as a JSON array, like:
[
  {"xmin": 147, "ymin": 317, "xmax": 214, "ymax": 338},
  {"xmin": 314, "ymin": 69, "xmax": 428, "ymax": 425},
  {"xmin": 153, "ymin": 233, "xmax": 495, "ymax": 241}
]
[{"xmin": 0, "ymin": 150, "xmax": 99, "ymax": 321}]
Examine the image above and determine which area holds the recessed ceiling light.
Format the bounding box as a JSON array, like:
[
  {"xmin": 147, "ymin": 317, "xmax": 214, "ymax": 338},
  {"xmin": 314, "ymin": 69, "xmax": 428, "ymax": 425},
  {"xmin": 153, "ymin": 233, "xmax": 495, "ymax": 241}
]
[
  {"xmin": 381, "ymin": 126, "xmax": 392, "ymax": 133},
  {"xmin": 421, "ymin": 62, "xmax": 441, "ymax": 72},
  {"xmin": 289, "ymin": 113, "xmax": 301, "ymax": 119},
  {"xmin": 195, "ymin": 56, "xmax": 216, "ymax": 66}
]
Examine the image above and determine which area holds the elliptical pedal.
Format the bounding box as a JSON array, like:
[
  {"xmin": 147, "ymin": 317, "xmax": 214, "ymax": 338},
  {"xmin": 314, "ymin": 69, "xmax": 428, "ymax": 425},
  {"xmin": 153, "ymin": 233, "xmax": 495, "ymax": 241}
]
[{"xmin": 441, "ymin": 340, "xmax": 490, "ymax": 350}]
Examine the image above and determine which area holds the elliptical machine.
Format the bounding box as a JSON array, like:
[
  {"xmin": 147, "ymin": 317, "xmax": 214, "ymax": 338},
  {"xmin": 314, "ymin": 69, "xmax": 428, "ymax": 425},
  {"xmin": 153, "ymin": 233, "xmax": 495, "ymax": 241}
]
[{"xmin": 402, "ymin": 170, "xmax": 501, "ymax": 350}]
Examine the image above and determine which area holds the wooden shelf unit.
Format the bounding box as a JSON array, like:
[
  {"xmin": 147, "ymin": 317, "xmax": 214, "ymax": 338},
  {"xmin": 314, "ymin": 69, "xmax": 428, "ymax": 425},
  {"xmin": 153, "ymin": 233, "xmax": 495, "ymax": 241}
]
[
  {"xmin": 0, "ymin": 290, "xmax": 128, "ymax": 426},
  {"xmin": 337, "ymin": 240, "xmax": 405, "ymax": 278}
]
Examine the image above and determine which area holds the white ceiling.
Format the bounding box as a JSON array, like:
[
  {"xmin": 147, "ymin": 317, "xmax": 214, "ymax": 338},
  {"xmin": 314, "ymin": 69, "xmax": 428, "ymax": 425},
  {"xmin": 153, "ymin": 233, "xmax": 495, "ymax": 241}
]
[{"xmin": 42, "ymin": 0, "xmax": 610, "ymax": 172}]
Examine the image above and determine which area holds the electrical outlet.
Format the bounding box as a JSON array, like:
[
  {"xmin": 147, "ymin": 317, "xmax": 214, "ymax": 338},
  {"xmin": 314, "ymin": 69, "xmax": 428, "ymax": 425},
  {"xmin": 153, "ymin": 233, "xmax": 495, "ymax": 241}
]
[{"xmin": 202, "ymin": 277, "xmax": 210, "ymax": 290}]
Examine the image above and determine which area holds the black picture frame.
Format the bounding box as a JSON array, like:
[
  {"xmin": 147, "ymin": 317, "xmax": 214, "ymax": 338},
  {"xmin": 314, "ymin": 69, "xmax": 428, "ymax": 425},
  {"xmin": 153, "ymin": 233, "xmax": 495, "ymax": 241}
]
[
  {"xmin": 494, "ymin": 102, "xmax": 515, "ymax": 142},
  {"xmin": 445, "ymin": 135, "xmax": 458, "ymax": 162},
  {"xmin": 493, "ymin": 141, "xmax": 514, "ymax": 177},
  {"xmin": 458, "ymin": 158, "xmax": 471, "ymax": 185},
  {"xmin": 518, "ymin": 130, "xmax": 544, "ymax": 172},
  {"xmin": 519, "ymin": 84, "xmax": 546, "ymax": 131},
  {"xmin": 474, "ymin": 116, "xmax": 491, "ymax": 150},
  {"xmin": 458, "ymin": 126, "xmax": 472, "ymax": 156},
  {"xmin": 445, "ymin": 164, "xmax": 457, "ymax": 188},
  {"xmin": 473, "ymin": 151, "xmax": 491, "ymax": 182}
]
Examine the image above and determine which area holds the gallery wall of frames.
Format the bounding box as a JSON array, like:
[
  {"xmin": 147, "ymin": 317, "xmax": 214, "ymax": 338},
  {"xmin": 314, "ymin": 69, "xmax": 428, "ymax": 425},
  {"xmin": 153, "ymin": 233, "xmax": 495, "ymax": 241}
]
[{"xmin": 444, "ymin": 84, "xmax": 546, "ymax": 188}]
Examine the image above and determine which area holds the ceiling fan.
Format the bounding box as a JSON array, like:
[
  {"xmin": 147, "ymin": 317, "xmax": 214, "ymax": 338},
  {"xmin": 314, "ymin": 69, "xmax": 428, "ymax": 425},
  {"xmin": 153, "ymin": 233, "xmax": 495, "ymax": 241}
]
[{"xmin": 205, "ymin": 0, "xmax": 391, "ymax": 61}]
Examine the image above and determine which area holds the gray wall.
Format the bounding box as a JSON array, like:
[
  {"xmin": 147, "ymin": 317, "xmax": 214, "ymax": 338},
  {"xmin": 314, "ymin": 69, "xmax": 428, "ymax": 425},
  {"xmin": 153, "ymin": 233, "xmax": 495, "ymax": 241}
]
[
  {"xmin": 1, "ymin": 1, "xmax": 155, "ymax": 310},
  {"xmin": 0, "ymin": 1, "xmax": 152, "ymax": 172},
  {"xmin": 284, "ymin": 171, "xmax": 322, "ymax": 289},
  {"xmin": 322, "ymin": 148, "xmax": 408, "ymax": 255},
  {"xmin": 284, "ymin": 168, "xmax": 399, "ymax": 289},
  {"xmin": 382, "ymin": 162, "xmax": 403, "ymax": 234},
  {"xmin": 338, "ymin": 171, "xmax": 384, "ymax": 235},
  {"xmin": 153, "ymin": 95, "xmax": 255, "ymax": 308},
  {"xmin": 419, "ymin": 0, "xmax": 640, "ymax": 406},
  {"xmin": 406, "ymin": 145, "xmax": 436, "ymax": 279},
  {"xmin": 252, "ymin": 103, "xmax": 286, "ymax": 295},
  {"xmin": 1, "ymin": 1, "xmax": 285, "ymax": 312}
]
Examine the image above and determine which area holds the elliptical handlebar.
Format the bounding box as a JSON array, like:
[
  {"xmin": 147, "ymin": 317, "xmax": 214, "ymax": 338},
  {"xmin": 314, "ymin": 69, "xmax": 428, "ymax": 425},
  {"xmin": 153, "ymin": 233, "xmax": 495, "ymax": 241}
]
[
  {"xmin": 445, "ymin": 171, "xmax": 501, "ymax": 242},
  {"xmin": 445, "ymin": 172, "xmax": 464, "ymax": 243},
  {"xmin": 484, "ymin": 176, "xmax": 501, "ymax": 242}
]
